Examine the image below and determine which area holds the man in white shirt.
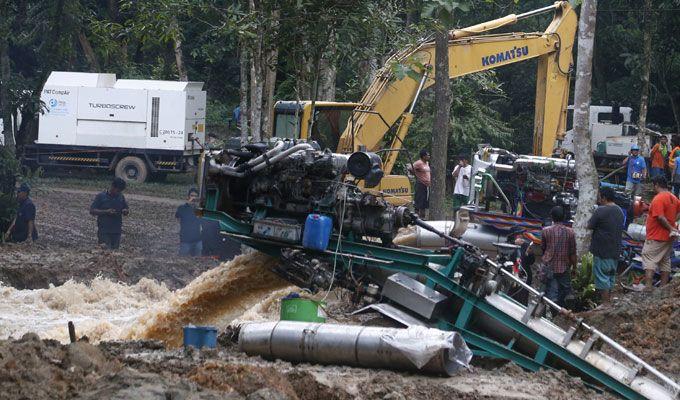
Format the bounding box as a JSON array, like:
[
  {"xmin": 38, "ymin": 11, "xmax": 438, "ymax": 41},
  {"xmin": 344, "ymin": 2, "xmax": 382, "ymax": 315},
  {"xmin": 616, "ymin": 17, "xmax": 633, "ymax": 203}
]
[{"xmin": 452, "ymin": 155, "xmax": 472, "ymax": 212}]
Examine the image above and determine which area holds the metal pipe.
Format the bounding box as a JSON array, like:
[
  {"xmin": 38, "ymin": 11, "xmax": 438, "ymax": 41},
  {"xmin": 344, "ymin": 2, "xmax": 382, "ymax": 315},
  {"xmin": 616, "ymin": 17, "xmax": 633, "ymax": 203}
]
[
  {"xmin": 243, "ymin": 140, "xmax": 286, "ymax": 168},
  {"xmin": 480, "ymin": 172, "xmax": 512, "ymax": 212},
  {"xmin": 209, "ymin": 142, "xmax": 314, "ymax": 177},
  {"xmin": 408, "ymin": 70, "xmax": 430, "ymax": 113},
  {"xmin": 239, "ymin": 321, "xmax": 470, "ymax": 376},
  {"xmin": 516, "ymin": 3, "xmax": 561, "ymax": 20}
]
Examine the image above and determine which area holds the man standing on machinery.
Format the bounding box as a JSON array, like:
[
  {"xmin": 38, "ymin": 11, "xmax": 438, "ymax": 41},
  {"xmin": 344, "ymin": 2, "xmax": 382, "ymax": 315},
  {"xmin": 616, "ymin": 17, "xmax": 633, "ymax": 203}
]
[
  {"xmin": 622, "ymin": 144, "xmax": 647, "ymax": 198},
  {"xmin": 452, "ymin": 154, "xmax": 472, "ymax": 214},
  {"xmin": 411, "ymin": 149, "xmax": 431, "ymax": 219}
]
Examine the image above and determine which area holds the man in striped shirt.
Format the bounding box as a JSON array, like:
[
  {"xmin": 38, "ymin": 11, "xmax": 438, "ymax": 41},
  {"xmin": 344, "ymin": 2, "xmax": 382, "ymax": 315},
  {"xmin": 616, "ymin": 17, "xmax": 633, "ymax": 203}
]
[{"xmin": 541, "ymin": 206, "xmax": 577, "ymax": 307}]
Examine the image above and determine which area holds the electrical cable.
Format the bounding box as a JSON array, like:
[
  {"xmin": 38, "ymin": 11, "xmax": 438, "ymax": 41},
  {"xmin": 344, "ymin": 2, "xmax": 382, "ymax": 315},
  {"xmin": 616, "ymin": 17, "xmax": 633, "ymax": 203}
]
[{"xmin": 322, "ymin": 186, "xmax": 348, "ymax": 302}]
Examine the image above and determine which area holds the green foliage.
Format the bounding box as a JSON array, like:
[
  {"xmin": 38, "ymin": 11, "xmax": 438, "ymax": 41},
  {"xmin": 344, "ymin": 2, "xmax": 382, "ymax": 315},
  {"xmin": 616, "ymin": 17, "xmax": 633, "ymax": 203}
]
[
  {"xmin": 572, "ymin": 252, "xmax": 598, "ymax": 310},
  {"xmin": 395, "ymin": 72, "xmax": 512, "ymax": 174},
  {"xmin": 421, "ymin": 0, "xmax": 470, "ymax": 25},
  {"xmin": 0, "ymin": 146, "xmax": 19, "ymax": 238}
]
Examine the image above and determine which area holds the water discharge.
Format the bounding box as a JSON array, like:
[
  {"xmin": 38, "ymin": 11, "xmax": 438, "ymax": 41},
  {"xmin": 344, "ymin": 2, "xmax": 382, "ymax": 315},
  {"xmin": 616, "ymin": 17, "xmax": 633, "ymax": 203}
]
[
  {"xmin": 0, "ymin": 252, "xmax": 295, "ymax": 346},
  {"xmin": 125, "ymin": 252, "xmax": 294, "ymax": 347}
]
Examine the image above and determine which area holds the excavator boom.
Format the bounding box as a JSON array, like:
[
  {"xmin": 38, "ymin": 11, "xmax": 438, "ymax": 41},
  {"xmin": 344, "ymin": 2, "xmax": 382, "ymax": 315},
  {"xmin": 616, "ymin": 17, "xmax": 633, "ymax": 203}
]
[{"xmin": 337, "ymin": 1, "xmax": 577, "ymax": 162}]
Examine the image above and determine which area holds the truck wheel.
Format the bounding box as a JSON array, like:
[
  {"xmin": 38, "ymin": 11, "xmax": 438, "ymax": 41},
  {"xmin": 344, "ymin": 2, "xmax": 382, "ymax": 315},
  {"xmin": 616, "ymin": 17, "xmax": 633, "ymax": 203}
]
[{"xmin": 115, "ymin": 156, "xmax": 149, "ymax": 183}]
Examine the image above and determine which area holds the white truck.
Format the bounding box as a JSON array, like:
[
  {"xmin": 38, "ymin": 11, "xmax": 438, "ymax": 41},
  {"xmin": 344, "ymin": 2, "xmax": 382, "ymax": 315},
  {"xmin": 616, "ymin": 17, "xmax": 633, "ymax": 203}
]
[
  {"xmin": 24, "ymin": 71, "xmax": 206, "ymax": 182},
  {"xmin": 560, "ymin": 105, "xmax": 669, "ymax": 172},
  {"xmin": 561, "ymin": 105, "xmax": 637, "ymax": 156}
]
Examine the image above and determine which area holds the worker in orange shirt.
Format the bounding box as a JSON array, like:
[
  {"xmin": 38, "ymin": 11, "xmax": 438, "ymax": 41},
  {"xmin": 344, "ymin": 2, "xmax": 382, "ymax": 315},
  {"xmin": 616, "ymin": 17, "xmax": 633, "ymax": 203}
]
[
  {"xmin": 650, "ymin": 136, "xmax": 671, "ymax": 178},
  {"xmin": 667, "ymin": 136, "xmax": 680, "ymax": 171}
]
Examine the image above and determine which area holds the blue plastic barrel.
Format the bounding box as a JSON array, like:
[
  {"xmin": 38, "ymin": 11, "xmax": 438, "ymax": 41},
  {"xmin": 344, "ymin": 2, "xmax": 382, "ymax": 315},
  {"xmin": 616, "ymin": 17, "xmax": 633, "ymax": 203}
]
[
  {"xmin": 183, "ymin": 326, "xmax": 217, "ymax": 349},
  {"xmin": 302, "ymin": 214, "xmax": 333, "ymax": 251}
]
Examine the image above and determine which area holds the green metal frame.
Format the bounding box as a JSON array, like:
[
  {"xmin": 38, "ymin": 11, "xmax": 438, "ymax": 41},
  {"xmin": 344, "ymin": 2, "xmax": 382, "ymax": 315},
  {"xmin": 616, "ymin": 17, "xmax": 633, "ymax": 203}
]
[{"xmin": 201, "ymin": 189, "xmax": 644, "ymax": 400}]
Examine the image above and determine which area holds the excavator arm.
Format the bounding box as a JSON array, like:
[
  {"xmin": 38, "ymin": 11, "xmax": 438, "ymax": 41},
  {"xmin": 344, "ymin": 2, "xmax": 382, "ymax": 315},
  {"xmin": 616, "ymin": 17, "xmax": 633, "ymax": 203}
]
[{"xmin": 338, "ymin": 1, "xmax": 577, "ymax": 172}]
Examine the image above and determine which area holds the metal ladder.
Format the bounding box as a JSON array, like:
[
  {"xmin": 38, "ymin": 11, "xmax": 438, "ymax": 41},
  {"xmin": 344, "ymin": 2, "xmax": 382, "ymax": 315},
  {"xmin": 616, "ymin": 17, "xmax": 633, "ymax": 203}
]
[{"xmin": 493, "ymin": 266, "xmax": 680, "ymax": 400}]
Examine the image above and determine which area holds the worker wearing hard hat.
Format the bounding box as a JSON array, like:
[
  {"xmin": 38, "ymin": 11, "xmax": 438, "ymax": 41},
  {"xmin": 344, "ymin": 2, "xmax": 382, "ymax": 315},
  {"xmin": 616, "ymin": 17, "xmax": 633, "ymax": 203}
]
[{"xmin": 622, "ymin": 144, "xmax": 647, "ymax": 198}]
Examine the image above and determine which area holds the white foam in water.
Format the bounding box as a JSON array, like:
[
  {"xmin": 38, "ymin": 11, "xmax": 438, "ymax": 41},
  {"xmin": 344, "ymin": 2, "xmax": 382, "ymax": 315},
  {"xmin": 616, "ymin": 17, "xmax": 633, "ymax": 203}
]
[{"xmin": 0, "ymin": 276, "xmax": 172, "ymax": 343}]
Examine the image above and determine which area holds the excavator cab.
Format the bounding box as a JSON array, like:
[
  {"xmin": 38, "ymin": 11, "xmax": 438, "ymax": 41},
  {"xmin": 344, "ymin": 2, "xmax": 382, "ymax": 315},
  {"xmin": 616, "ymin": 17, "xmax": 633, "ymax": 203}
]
[
  {"xmin": 273, "ymin": 100, "xmax": 413, "ymax": 205},
  {"xmin": 273, "ymin": 101, "xmax": 357, "ymax": 151}
]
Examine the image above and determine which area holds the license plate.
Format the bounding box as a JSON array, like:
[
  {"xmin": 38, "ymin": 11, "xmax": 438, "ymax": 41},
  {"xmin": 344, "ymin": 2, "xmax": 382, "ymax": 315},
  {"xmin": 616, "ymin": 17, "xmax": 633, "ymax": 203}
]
[{"xmin": 253, "ymin": 219, "xmax": 302, "ymax": 243}]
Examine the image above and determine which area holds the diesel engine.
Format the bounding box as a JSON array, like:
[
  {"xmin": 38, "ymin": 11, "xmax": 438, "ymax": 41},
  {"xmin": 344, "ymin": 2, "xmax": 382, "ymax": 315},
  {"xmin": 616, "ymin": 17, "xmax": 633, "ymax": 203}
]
[{"xmin": 201, "ymin": 140, "xmax": 412, "ymax": 245}]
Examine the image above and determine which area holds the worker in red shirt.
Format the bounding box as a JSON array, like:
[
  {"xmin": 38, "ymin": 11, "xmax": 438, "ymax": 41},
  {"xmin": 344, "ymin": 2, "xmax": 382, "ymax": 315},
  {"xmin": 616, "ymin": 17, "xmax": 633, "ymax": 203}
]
[{"xmin": 641, "ymin": 175, "xmax": 680, "ymax": 290}]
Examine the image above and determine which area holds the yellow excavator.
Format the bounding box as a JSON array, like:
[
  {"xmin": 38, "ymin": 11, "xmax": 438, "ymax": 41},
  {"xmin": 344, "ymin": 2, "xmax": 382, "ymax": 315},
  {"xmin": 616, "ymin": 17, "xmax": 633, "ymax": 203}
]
[{"xmin": 271, "ymin": 2, "xmax": 577, "ymax": 204}]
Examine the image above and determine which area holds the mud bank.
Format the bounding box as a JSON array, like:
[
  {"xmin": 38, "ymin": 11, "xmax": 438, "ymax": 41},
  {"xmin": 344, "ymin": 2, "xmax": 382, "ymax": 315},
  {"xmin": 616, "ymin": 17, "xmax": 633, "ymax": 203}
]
[
  {"xmin": 578, "ymin": 280, "xmax": 680, "ymax": 381},
  {"xmin": 0, "ymin": 187, "xmax": 226, "ymax": 289},
  {"xmin": 0, "ymin": 334, "xmax": 614, "ymax": 400}
]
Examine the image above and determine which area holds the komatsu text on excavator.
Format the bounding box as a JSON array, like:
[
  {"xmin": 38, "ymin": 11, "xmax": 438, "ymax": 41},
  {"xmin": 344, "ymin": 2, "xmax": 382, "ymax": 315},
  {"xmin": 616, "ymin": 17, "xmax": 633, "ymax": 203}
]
[{"xmin": 272, "ymin": 1, "xmax": 577, "ymax": 203}]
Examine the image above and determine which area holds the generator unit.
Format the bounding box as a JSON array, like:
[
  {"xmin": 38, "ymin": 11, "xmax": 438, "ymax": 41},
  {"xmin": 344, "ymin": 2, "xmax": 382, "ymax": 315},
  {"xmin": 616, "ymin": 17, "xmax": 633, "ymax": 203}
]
[{"xmin": 24, "ymin": 71, "xmax": 206, "ymax": 182}]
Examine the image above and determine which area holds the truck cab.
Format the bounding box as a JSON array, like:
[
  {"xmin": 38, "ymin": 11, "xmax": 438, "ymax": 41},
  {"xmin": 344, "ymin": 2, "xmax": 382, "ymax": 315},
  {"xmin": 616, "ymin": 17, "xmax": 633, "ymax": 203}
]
[{"xmin": 561, "ymin": 105, "xmax": 636, "ymax": 156}]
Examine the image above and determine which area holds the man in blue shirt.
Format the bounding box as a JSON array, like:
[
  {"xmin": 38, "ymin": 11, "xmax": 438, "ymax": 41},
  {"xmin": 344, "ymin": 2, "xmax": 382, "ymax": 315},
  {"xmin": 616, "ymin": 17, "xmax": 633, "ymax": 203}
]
[
  {"xmin": 622, "ymin": 144, "xmax": 647, "ymax": 198},
  {"xmin": 4, "ymin": 183, "xmax": 38, "ymax": 243},
  {"xmin": 90, "ymin": 178, "xmax": 129, "ymax": 250},
  {"xmin": 175, "ymin": 188, "xmax": 202, "ymax": 256}
]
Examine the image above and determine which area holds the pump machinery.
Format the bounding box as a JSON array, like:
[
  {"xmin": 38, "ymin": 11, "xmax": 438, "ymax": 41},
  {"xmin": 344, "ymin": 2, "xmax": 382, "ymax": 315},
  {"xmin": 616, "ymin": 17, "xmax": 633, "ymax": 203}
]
[{"xmin": 199, "ymin": 140, "xmax": 678, "ymax": 400}]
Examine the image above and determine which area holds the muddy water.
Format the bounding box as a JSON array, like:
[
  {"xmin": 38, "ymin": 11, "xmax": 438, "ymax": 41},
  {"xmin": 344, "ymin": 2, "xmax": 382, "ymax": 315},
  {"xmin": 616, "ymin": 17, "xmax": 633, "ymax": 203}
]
[
  {"xmin": 125, "ymin": 252, "xmax": 294, "ymax": 347},
  {"xmin": 1, "ymin": 252, "xmax": 295, "ymax": 346},
  {"xmin": 0, "ymin": 277, "xmax": 172, "ymax": 342}
]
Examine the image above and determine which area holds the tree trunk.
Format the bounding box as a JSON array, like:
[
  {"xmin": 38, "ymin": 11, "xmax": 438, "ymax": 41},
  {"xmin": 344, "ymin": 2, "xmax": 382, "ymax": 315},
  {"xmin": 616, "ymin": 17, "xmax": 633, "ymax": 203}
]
[
  {"xmin": 660, "ymin": 69, "xmax": 680, "ymax": 133},
  {"xmin": 170, "ymin": 18, "xmax": 188, "ymax": 81},
  {"xmin": 430, "ymin": 30, "xmax": 451, "ymax": 220},
  {"xmin": 248, "ymin": 0, "xmax": 263, "ymax": 142},
  {"xmin": 317, "ymin": 35, "xmax": 337, "ymax": 101},
  {"xmin": 78, "ymin": 31, "xmax": 100, "ymax": 72},
  {"xmin": 306, "ymin": 50, "xmax": 323, "ymax": 137},
  {"xmin": 239, "ymin": 41, "xmax": 250, "ymax": 144},
  {"xmin": 572, "ymin": 0, "xmax": 599, "ymax": 257},
  {"xmin": 0, "ymin": 37, "xmax": 15, "ymax": 153},
  {"xmin": 261, "ymin": 8, "xmax": 280, "ymax": 138},
  {"xmin": 249, "ymin": 44, "xmax": 263, "ymax": 142},
  {"xmin": 107, "ymin": 0, "xmax": 119, "ymax": 21},
  {"xmin": 637, "ymin": 0, "xmax": 653, "ymax": 156}
]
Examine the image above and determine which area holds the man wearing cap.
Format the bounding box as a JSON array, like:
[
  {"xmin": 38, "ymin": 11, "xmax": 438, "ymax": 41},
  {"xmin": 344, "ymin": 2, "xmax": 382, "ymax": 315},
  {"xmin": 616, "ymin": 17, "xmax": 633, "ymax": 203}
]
[
  {"xmin": 90, "ymin": 177, "xmax": 129, "ymax": 250},
  {"xmin": 622, "ymin": 144, "xmax": 647, "ymax": 198},
  {"xmin": 175, "ymin": 188, "xmax": 203, "ymax": 256},
  {"xmin": 3, "ymin": 183, "xmax": 38, "ymax": 243}
]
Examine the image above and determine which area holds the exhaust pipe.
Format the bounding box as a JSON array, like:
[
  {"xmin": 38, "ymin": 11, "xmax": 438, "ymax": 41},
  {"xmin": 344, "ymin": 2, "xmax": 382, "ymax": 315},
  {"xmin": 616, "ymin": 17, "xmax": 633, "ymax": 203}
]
[
  {"xmin": 238, "ymin": 321, "xmax": 471, "ymax": 376},
  {"xmin": 209, "ymin": 142, "xmax": 314, "ymax": 177}
]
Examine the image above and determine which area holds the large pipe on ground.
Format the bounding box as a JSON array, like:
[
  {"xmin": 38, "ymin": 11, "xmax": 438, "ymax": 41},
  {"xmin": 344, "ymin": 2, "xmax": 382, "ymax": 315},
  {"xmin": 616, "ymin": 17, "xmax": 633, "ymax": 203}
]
[{"xmin": 238, "ymin": 321, "xmax": 471, "ymax": 376}]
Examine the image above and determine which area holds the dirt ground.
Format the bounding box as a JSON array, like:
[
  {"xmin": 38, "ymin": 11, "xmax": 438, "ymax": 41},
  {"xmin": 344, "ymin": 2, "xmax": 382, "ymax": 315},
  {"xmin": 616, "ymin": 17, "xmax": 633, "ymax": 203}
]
[
  {"xmin": 0, "ymin": 334, "xmax": 613, "ymax": 400},
  {"xmin": 578, "ymin": 280, "xmax": 680, "ymax": 381},
  {"xmin": 0, "ymin": 185, "xmax": 225, "ymax": 289},
  {"xmin": 0, "ymin": 179, "xmax": 676, "ymax": 400}
]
